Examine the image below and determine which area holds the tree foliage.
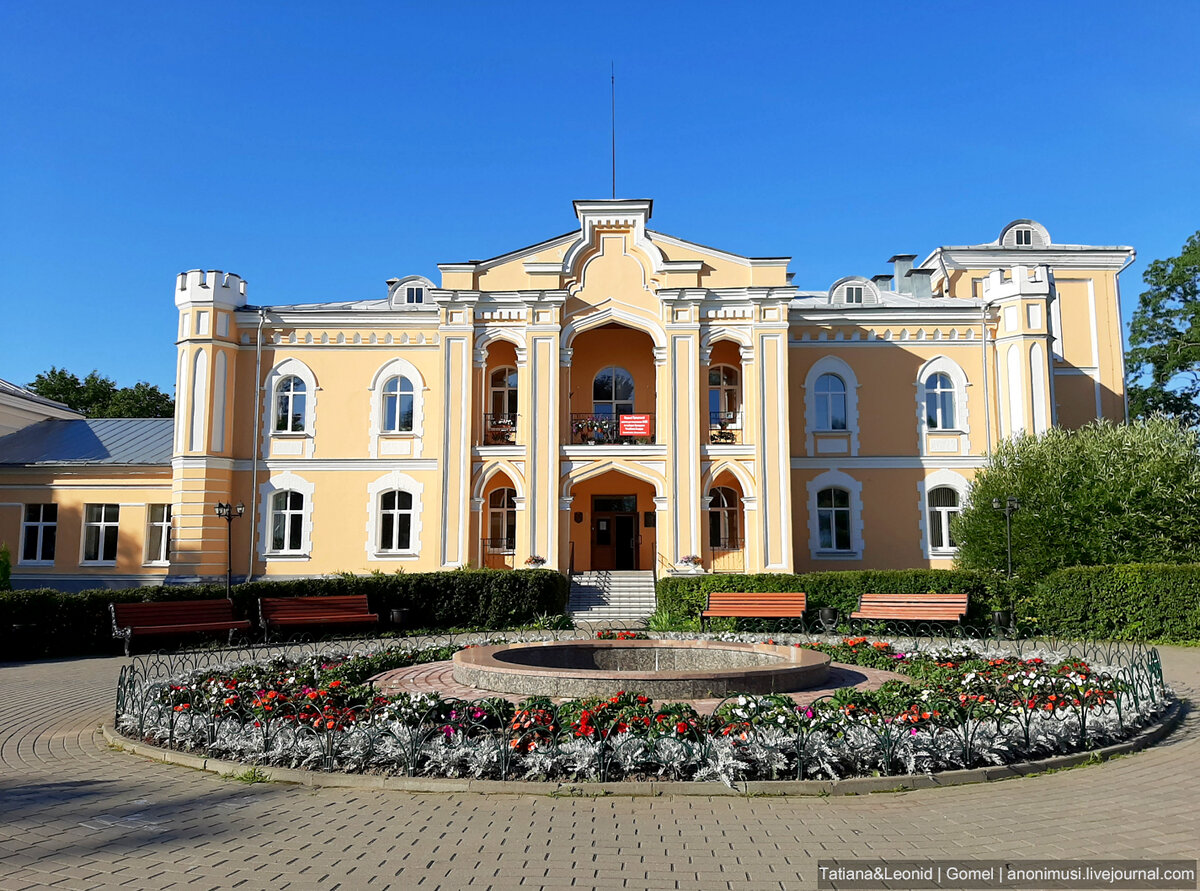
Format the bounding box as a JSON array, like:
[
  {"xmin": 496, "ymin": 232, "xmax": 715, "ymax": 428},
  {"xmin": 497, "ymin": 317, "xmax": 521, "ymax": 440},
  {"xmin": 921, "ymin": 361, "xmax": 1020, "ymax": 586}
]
[
  {"xmin": 1127, "ymin": 230, "xmax": 1200, "ymax": 426},
  {"xmin": 27, "ymin": 367, "xmax": 173, "ymax": 418},
  {"xmin": 953, "ymin": 418, "xmax": 1200, "ymax": 580}
]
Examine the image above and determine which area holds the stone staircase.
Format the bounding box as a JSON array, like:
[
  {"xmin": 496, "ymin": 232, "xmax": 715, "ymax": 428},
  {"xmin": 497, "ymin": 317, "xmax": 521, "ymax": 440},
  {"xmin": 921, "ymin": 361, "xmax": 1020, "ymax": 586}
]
[{"xmin": 567, "ymin": 571, "xmax": 657, "ymax": 621}]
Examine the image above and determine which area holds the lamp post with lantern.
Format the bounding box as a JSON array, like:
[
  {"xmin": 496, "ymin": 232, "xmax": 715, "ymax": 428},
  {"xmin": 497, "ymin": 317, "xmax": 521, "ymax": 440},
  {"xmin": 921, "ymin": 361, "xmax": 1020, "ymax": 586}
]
[{"xmin": 214, "ymin": 501, "xmax": 245, "ymax": 599}]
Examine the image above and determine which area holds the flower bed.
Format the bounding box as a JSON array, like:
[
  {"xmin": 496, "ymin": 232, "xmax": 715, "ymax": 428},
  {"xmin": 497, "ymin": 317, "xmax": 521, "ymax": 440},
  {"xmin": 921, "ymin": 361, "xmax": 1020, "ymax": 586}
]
[{"xmin": 114, "ymin": 634, "xmax": 1171, "ymax": 784}]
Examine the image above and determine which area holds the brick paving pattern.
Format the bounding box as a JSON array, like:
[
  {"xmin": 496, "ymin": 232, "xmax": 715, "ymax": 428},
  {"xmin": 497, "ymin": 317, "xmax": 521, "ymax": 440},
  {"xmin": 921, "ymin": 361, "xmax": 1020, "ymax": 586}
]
[{"xmin": 0, "ymin": 648, "xmax": 1196, "ymax": 890}]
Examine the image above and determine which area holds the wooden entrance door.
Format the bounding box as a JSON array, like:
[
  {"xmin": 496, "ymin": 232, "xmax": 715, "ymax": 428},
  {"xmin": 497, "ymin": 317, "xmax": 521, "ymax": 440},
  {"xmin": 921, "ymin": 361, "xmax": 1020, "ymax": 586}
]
[{"xmin": 591, "ymin": 495, "xmax": 638, "ymax": 571}]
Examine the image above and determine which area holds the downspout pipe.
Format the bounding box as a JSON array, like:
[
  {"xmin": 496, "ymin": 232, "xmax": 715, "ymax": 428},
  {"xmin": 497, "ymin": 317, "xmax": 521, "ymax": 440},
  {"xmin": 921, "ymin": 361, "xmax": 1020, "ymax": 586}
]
[{"xmin": 247, "ymin": 308, "xmax": 267, "ymax": 581}]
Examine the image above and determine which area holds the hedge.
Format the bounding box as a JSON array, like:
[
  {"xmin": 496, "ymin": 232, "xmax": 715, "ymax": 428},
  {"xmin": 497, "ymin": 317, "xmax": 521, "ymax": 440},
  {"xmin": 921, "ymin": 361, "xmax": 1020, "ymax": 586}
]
[
  {"xmin": 1030, "ymin": 564, "xmax": 1200, "ymax": 642},
  {"xmin": 657, "ymin": 569, "xmax": 1008, "ymax": 626},
  {"xmin": 0, "ymin": 569, "xmax": 568, "ymax": 661}
]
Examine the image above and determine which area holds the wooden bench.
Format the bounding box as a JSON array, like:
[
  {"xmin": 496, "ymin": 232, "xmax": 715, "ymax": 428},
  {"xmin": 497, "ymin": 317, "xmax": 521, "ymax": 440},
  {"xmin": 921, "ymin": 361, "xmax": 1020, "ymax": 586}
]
[
  {"xmin": 110, "ymin": 599, "xmax": 251, "ymax": 657},
  {"xmin": 850, "ymin": 593, "xmax": 969, "ymax": 625},
  {"xmin": 259, "ymin": 595, "xmax": 379, "ymax": 640},
  {"xmin": 700, "ymin": 592, "xmax": 807, "ymax": 629}
]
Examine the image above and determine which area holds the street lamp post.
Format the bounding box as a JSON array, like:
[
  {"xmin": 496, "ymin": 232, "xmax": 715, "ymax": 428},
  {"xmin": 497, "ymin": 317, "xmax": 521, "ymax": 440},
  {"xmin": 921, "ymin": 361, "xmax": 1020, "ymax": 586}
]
[
  {"xmin": 991, "ymin": 496, "xmax": 1021, "ymax": 579},
  {"xmin": 214, "ymin": 502, "xmax": 245, "ymax": 599}
]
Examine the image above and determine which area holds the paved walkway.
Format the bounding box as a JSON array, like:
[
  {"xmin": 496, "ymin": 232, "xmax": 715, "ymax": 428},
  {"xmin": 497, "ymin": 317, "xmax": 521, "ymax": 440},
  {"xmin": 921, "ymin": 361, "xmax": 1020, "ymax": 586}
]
[{"xmin": 0, "ymin": 648, "xmax": 1197, "ymax": 891}]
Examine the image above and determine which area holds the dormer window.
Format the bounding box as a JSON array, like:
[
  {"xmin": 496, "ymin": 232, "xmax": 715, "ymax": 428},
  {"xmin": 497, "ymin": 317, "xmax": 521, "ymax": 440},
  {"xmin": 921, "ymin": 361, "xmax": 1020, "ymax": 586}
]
[
  {"xmin": 1015, "ymin": 228, "xmax": 1033, "ymax": 246},
  {"xmin": 406, "ymin": 286, "xmax": 424, "ymax": 304},
  {"xmin": 845, "ymin": 286, "xmax": 863, "ymax": 304}
]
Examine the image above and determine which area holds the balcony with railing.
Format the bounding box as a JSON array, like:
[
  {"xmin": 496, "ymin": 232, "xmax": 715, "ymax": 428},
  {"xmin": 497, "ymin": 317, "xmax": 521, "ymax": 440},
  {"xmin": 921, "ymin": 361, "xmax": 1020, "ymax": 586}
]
[
  {"xmin": 707, "ymin": 410, "xmax": 744, "ymax": 445},
  {"xmin": 482, "ymin": 537, "xmax": 516, "ymax": 569},
  {"xmin": 569, "ymin": 413, "xmax": 656, "ymax": 445},
  {"xmin": 480, "ymin": 413, "xmax": 519, "ymax": 446},
  {"xmin": 710, "ymin": 538, "xmax": 745, "ymax": 573}
]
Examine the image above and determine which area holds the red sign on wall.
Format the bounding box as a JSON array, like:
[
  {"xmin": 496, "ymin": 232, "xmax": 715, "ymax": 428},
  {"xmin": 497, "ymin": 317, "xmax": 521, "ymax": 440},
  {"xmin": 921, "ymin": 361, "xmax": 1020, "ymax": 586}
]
[{"xmin": 619, "ymin": 414, "xmax": 651, "ymax": 436}]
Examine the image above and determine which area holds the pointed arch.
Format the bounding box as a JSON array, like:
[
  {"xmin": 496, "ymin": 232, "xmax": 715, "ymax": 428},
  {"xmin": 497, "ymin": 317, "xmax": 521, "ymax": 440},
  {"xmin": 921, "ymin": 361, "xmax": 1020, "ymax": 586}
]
[
  {"xmin": 472, "ymin": 460, "xmax": 528, "ymax": 502},
  {"xmin": 561, "ymin": 460, "xmax": 666, "ymax": 499},
  {"xmin": 701, "ymin": 460, "xmax": 756, "ymax": 500},
  {"xmin": 562, "ymin": 304, "xmax": 667, "ymax": 349}
]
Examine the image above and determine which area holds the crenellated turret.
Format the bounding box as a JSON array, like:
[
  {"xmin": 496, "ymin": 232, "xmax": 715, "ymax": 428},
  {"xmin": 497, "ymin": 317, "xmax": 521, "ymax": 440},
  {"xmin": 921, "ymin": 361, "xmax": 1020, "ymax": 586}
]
[{"xmin": 175, "ymin": 269, "xmax": 247, "ymax": 310}]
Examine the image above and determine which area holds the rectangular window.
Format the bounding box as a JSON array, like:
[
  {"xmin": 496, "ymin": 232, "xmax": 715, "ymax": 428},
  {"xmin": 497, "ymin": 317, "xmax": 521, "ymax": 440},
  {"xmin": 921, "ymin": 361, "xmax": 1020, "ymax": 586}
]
[
  {"xmin": 406, "ymin": 286, "xmax": 423, "ymax": 304},
  {"xmin": 1016, "ymin": 229, "xmax": 1032, "ymax": 245},
  {"xmin": 145, "ymin": 504, "xmax": 172, "ymax": 564},
  {"xmin": 845, "ymin": 286, "xmax": 863, "ymax": 304},
  {"xmin": 82, "ymin": 504, "xmax": 120, "ymax": 563},
  {"xmin": 21, "ymin": 504, "xmax": 57, "ymax": 563}
]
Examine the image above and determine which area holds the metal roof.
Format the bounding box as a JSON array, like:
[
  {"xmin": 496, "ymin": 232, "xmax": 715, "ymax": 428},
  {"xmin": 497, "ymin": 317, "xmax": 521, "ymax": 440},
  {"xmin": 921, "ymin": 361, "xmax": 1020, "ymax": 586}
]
[
  {"xmin": 0, "ymin": 377, "xmax": 78, "ymax": 413},
  {"xmin": 0, "ymin": 418, "xmax": 173, "ymax": 466}
]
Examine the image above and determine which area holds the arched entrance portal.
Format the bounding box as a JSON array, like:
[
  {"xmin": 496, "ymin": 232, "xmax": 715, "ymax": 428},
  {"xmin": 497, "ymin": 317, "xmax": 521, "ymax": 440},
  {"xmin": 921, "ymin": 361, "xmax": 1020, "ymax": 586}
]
[{"xmin": 568, "ymin": 470, "xmax": 657, "ymax": 572}]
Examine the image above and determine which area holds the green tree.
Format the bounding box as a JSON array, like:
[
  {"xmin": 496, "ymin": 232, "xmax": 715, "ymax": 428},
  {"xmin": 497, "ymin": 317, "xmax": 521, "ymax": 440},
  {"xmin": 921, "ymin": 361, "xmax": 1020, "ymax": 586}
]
[
  {"xmin": 953, "ymin": 418, "xmax": 1200, "ymax": 580},
  {"xmin": 1127, "ymin": 230, "xmax": 1200, "ymax": 426},
  {"xmin": 27, "ymin": 367, "xmax": 173, "ymax": 418},
  {"xmin": 0, "ymin": 543, "xmax": 10, "ymax": 591}
]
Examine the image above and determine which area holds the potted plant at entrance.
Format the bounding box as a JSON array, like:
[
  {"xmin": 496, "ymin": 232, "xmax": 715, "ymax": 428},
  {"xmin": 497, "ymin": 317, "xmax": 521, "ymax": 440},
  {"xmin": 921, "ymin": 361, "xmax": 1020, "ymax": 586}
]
[
  {"xmin": 676, "ymin": 555, "xmax": 704, "ymax": 574},
  {"xmin": 523, "ymin": 555, "xmax": 546, "ymax": 568}
]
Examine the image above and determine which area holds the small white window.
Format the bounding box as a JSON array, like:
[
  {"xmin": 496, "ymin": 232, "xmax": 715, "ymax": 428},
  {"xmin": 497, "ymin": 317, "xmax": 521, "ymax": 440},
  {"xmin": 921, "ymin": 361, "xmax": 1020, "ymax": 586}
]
[
  {"xmin": 708, "ymin": 487, "xmax": 741, "ymax": 549},
  {"xmin": 815, "ymin": 373, "xmax": 847, "ymax": 430},
  {"xmin": 271, "ymin": 491, "xmax": 305, "ymax": 552},
  {"xmin": 925, "ymin": 372, "xmax": 956, "ymax": 429},
  {"xmin": 1015, "ymin": 228, "xmax": 1033, "ymax": 246},
  {"xmin": 82, "ymin": 504, "xmax": 120, "ymax": 564},
  {"xmin": 487, "ymin": 488, "xmax": 517, "ymax": 553},
  {"xmin": 816, "ymin": 488, "xmax": 851, "ymax": 551},
  {"xmin": 21, "ymin": 504, "xmax": 57, "ymax": 564},
  {"xmin": 927, "ymin": 487, "xmax": 960, "ymax": 552},
  {"xmin": 378, "ymin": 490, "xmax": 415, "ymax": 551},
  {"xmin": 708, "ymin": 364, "xmax": 741, "ymax": 425},
  {"xmin": 274, "ymin": 375, "xmax": 307, "ymax": 432},
  {"xmin": 145, "ymin": 504, "xmax": 172, "ymax": 565},
  {"xmin": 382, "ymin": 376, "xmax": 415, "ymax": 433},
  {"xmin": 406, "ymin": 286, "xmax": 424, "ymax": 304},
  {"xmin": 844, "ymin": 285, "xmax": 864, "ymax": 304}
]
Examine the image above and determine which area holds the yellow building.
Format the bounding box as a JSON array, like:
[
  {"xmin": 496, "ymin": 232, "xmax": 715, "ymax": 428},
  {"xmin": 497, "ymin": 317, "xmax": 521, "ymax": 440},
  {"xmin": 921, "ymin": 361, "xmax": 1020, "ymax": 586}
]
[{"xmin": 0, "ymin": 201, "xmax": 1134, "ymax": 608}]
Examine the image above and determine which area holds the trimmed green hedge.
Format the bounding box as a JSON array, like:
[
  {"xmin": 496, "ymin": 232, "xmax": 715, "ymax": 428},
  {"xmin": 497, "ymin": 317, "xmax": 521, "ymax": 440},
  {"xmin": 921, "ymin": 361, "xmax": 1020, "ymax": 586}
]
[
  {"xmin": 0, "ymin": 569, "xmax": 568, "ymax": 661},
  {"xmin": 1030, "ymin": 564, "xmax": 1200, "ymax": 642},
  {"xmin": 657, "ymin": 570, "xmax": 1008, "ymax": 626}
]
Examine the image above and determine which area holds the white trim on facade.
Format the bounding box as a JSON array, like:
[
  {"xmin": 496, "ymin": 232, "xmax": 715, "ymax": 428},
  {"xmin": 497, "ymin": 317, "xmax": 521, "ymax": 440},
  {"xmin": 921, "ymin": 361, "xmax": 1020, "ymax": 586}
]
[
  {"xmin": 915, "ymin": 355, "xmax": 971, "ymax": 455},
  {"xmin": 804, "ymin": 355, "xmax": 860, "ymax": 456},
  {"xmin": 916, "ymin": 469, "xmax": 971, "ymax": 560},
  {"xmin": 258, "ymin": 471, "xmax": 315, "ymax": 560},
  {"xmin": 366, "ymin": 356, "xmax": 427, "ymax": 459},
  {"xmin": 364, "ymin": 470, "xmax": 425, "ymax": 561},
  {"xmin": 806, "ymin": 469, "xmax": 863, "ymax": 561}
]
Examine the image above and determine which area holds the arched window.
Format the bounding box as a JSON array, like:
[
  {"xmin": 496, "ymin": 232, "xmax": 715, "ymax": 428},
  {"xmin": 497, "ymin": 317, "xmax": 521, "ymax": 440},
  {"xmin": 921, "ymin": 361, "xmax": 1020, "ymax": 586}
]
[
  {"xmin": 815, "ymin": 373, "xmax": 847, "ymax": 431},
  {"xmin": 708, "ymin": 486, "xmax": 740, "ymax": 548},
  {"xmin": 927, "ymin": 487, "xmax": 960, "ymax": 552},
  {"xmin": 816, "ymin": 488, "xmax": 851, "ymax": 552},
  {"xmin": 382, "ymin": 376, "xmax": 415, "ymax": 433},
  {"xmin": 592, "ymin": 366, "xmax": 635, "ymax": 417},
  {"xmin": 925, "ymin": 372, "xmax": 955, "ymax": 429},
  {"xmin": 708, "ymin": 365, "xmax": 741, "ymax": 423},
  {"xmin": 270, "ymin": 491, "xmax": 304, "ymax": 552},
  {"xmin": 487, "ymin": 488, "xmax": 517, "ymax": 553},
  {"xmin": 378, "ymin": 490, "xmax": 415, "ymax": 552},
  {"xmin": 274, "ymin": 376, "xmax": 306, "ymax": 432},
  {"xmin": 489, "ymin": 367, "xmax": 518, "ymax": 417}
]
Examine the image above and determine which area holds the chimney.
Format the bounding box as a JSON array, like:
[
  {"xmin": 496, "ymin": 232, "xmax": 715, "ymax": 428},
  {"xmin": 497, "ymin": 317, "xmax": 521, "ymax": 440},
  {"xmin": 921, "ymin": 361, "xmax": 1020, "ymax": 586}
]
[
  {"xmin": 871, "ymin": 274, "xmax": 894, "ymax": 293},
  {"xmin": 907, "ymin": 268, "xmax": 934, "ymax": 301},
  {"xmin": 889, "ymin": 254, "xmax": 917, "ymax": 294}
]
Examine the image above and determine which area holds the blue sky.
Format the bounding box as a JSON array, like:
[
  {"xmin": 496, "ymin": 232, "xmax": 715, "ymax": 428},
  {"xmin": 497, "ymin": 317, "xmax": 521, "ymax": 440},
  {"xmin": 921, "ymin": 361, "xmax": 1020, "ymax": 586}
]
[{"xmin": 2, "ymin": 2, "xmax": 1198, "ymax": 393}]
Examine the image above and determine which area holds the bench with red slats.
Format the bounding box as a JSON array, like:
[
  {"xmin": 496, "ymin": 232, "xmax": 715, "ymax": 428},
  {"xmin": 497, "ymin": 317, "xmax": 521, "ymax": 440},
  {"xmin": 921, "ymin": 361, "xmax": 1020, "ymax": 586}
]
[
  {"xmin": 700, "ymin": 591, "xmax": 807, "ymax": 629},
  {"xmin": 258, "ymin": 594, "xmax": 379, "ymax": 639},
  {"xmin": 850, "ymin": 593, "xmax": 969, "ymax": 624},
  {"xmin": 110, "ymin": 599, "xmax": 251, "ymax": 656}
]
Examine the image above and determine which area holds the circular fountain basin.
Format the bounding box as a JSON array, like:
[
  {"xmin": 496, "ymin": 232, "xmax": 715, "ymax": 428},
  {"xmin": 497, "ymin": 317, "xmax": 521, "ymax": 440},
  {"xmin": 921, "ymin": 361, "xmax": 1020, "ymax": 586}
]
[{"xmin": 452, "ymin": 639, "xmax": 830, "ymax": 699}]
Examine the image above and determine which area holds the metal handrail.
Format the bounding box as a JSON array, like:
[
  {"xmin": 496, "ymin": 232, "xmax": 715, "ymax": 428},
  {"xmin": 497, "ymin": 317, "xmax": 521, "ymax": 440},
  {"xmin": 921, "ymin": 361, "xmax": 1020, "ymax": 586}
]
[
  {"xmin": 707, "ymin": 410, "xmax": 743, "ymax": 444},
  {"xmin": 569, "ymin": 413, "xmax": 656, "ymax": 445},
  {"xmin": 481, "ymin": 413, "xmax": 519, "ymax": 446}
]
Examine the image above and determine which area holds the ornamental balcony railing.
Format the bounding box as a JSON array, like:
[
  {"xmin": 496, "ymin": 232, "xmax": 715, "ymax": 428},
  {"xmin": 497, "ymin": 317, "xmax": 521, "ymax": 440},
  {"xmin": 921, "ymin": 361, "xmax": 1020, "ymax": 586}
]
[
  {"xmin": 569, "ymin": 413, "xmax": 656, "ymax": 445},
  {"xmin": 710, "ymin": 538, "xmax": 745, "ymax": 573},
  {"xmin": 481, "ymin": 413, "xmax": 519, "ymax": 446},
  {"xmin": 708, "ymin": 410, "xmax": 744, "ymax": 445},
  {"xmin": 481, "ymin": 537, "xmax": 516, "ymax": 570}
]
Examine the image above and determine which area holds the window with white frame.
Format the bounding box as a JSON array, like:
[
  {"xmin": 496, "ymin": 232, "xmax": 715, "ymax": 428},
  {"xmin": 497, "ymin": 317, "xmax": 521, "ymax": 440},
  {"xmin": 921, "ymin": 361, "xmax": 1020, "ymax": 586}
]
[
  {"xmin": 1015, "ymin": 228, "xmax": 1033, "ymax": 246},
  {"xmin": 405, "ymin": 285, "xmax": 424, "ymax": 304},
  {"xmin": 927, "ymin": 487, "xmax": 960, "ymax": 552},
  {"xmin": 489, "ymin": 367, "xmax": 518, "ymax": 417},
  {"xmin": 816, "ymin": 488, "xmax": 851, "ymax": 552},
  {"xmin": 815, "ymin": 373, "xmax": 847, "ymax": 430},
  {"xmin": 378, "ymin": 490, "xmax": 415, "ymax": 552},
  {"xmin": 382, "ymin": 376, "xmax": 415, "ymax": 433},
  {"xmin": 845, "ymin": 285, "xmax": 864, "ymax": 304},
  {"xmin": 924, "ymin": 372, "xmax": 956, "ymax": 429},
  {"xmin": 145, "ymin": 504, "xmax": 172, "ymax": 564},
  {"xmin": 270, "ymin": 491, "xmax": 305, "ymax": 552},
  {"xmin": 708, "ymin": 365, "xmax": 741, "ymax": 425},
  {"xmin": 487, "ymin": 488, "xmax": 517, "ymax": 553},
  {"xmin": 708, "ymin": 487, "xmax": 741, "ymax": 548},
  {"xmin": 593, "ymin": 366, "xmax": 635, "ymax": 416},
  {"xmin": 82, "ymin": 503, "xmax": 120, "ymax": 563},
  {"xmin": 274, "ymin": 375, "xmax": 307, "ymax": 432},
  {"xmin": 21, "ymin": 504, "xmax": 57, "ymax": 563}
]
